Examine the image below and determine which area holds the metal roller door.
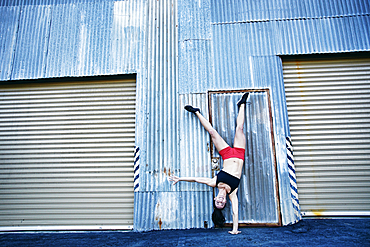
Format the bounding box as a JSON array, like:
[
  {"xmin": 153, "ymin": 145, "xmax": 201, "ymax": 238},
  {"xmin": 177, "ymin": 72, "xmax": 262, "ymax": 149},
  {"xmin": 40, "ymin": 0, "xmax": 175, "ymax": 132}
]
[
  {"xmin": 0, "ymin": 78, "xmax": 136, "ymax": 230},
  {"xmin": 283, "ymin": 56, "xmax": 370, "ymax": 217}
]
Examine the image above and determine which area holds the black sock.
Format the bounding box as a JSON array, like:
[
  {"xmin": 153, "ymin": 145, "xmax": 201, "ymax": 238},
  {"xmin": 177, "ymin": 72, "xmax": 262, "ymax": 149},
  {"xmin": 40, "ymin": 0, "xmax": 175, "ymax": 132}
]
[
  {"xmin": 184, "ymin": 105, "xmax": 200, "ymax": 113},
  {"xmin": 237, "ymin": 93, "xmax": 249, "ymax": 107}
]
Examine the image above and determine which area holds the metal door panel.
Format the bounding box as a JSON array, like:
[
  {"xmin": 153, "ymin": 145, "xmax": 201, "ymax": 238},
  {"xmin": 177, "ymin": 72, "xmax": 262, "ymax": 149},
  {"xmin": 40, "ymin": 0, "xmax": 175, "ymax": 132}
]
[{"xmin": 209, "ymin": 89, "xmax": 281, "ymax": 225}]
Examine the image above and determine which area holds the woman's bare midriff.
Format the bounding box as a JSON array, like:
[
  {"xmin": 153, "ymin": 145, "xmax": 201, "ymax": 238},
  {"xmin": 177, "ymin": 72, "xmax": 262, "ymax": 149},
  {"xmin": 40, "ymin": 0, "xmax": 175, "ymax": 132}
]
[{"xmin": 221, "ymin": 158, "xmax": 244, "ymax": 179}]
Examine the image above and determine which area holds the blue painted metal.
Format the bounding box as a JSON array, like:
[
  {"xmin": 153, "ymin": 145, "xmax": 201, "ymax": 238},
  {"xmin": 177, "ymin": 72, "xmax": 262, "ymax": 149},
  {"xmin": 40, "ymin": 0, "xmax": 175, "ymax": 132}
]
[
  {"xmin": 286, "ymin": 136, "xmax": 302, "ymax": 223},
  {"xmin": 211, "ymin": 0, "xmax": 370, "ymax": 23}
]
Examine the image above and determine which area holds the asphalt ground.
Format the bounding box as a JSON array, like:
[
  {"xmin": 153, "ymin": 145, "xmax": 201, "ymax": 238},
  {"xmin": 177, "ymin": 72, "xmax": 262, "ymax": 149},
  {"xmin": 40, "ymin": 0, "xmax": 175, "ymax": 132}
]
[{"xmin": 0, "ymin": 219, "xmax": 369, "ymax": 247}]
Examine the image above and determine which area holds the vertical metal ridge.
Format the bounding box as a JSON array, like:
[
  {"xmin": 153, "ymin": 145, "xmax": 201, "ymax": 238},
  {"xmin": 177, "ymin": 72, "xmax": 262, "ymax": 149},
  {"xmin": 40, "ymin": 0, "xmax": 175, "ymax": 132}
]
[
  {"xmin": 179, "ymin": 93, "xmax": 212, "ymax": 192},
  {"xmin": 11, "ymin": 4, "xmax": 51, "ymax": 80},
  {"xmin": 142, "ymin": 0, "xmax": 178, "ymax": 192},
  {"xmin": 0, "ymin": 6, "xmax": 20, "ymax": 80}
]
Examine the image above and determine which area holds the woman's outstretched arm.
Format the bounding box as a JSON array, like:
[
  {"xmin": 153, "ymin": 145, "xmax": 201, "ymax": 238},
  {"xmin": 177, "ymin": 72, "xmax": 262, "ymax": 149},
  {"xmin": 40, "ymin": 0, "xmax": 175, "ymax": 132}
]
[{"xmin": 169, "ymin": 175, "xmax": 216, "ymax": 187}]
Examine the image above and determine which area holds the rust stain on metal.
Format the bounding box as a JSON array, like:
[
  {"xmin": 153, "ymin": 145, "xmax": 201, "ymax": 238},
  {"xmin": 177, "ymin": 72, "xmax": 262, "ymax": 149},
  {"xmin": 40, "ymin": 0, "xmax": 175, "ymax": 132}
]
[
  {"xmin": 158, "ymin": 218, "xmax": 162, "ymax": 230},
  {"xmin": 163, "ymin": 167, "xmax": 171, "ymax": 176}
]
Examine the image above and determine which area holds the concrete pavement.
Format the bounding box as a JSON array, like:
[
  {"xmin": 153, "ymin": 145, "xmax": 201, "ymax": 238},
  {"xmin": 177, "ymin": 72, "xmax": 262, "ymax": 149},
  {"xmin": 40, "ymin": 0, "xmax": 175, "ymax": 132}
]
[{"xmin": 0, "ymin": 219, "xmax": 369, "ymax": 246}]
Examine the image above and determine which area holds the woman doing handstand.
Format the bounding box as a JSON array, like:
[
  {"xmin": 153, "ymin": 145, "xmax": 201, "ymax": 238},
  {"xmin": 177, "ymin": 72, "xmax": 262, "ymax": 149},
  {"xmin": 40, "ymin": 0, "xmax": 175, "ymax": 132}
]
[{"xmin": 169, "ymin": 93, "xmax": 249, "ymax": 235}]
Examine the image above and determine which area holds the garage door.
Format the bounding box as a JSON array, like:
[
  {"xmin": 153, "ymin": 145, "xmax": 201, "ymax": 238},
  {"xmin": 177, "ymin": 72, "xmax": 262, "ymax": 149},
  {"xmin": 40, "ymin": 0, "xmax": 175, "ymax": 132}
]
[
  {"xmin": 283, "ymin": 56, "xmax": 370, "ymax": 217},
  {"xmin": 0, "ymin": 78, "xmax": 136, "ymax": 230}
]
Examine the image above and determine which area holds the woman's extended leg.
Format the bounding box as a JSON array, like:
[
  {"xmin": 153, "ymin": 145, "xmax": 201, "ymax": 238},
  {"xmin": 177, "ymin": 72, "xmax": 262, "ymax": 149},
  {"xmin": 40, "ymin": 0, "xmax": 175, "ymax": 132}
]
[
  {"xmin": 194, "ymin": 111, "xmax": 229, "ymax": 152},
  {"xmin": 185, "ymin": 105, "xmax": 229, "ymax": 152},
  {"xmin": 233, "ymin": 94, "xmax": 248, "ymax": 149}
]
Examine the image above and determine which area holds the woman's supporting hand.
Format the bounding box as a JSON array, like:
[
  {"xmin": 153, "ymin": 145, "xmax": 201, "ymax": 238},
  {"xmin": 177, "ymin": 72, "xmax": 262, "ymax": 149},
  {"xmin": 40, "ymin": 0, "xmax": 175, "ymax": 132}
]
[
  {"xmin": 168, "ymin": 175, "xmax": 180, "ymax": 185},
  {"xmin": 228, "ymin": 230, "xmax": 241, "ymax": 235}
]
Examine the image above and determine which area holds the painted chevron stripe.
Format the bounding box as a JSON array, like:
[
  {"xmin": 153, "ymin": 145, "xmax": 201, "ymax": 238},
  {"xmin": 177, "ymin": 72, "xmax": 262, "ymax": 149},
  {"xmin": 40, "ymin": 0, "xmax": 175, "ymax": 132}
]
[
  {"xmin": 286, "ymin": 137, "xmax": 302, "ymax": 221},
  {"xmin": 134, "ymin": 146, "xmax": 140, "ymax": 192}
]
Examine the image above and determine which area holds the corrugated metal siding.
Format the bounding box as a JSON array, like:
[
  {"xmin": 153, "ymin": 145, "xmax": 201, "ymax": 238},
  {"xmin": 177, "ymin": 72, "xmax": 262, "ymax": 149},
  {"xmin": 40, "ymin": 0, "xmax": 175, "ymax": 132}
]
[
  {"xmin": 140, "ymin": 0, "xmax": 178, "ymax": 192},
  {"xmin": 179, "ymin": 93, "xmax": 212, "ymax": 192},
  {"xmin": 209, "ymin": 91, "xmax": 280, "ymax": 225},
  {"xmin": 283, "ymin": 57, "xmax": 370, "ymax": 216},
  {"xmin": 134, "ymin": 0, "xmax": 184, "ymax": 231},
  {"xmin": 211, "ymin": 16, "xmax": 370, "ymax": 57},
  {"xmin": 209, "ymin": 1, "xmax": 370, "ymax": 56},
  {"xmin": 134, "ymin": 191, "xmax": 213, "ymax": 231},
  {"xmin": 135, "ymin": 93, "xmax": 214, "ymax": 231},
  {"xmin": 178, "ymin": 0, "xmax": 213, "ymax": 94},
  {"xmin": 211, "ymin": 0, "xmax": 370, "ymax": 23},
  {"xmin": 11, "ymin": 5, "xmax": 52, "ymax": 80},
  {"xmin": 0, "ymin": 78, "xmax": 136, "ymax": 230},
  {"xmin": 274, "ymin": 15, "xmax": 370, "ymax": 55},
  {"xmin": 0, "ymin": 0, "xmax": 147, "ymax": 80},
  {"xmin": 0, "ymin": 6, "xmax": 20, "ymax": 80},
  {"xmin": 110, "ymin": 0, "xmax": 147, "ymax": 74},
  {"xmin": 46, "ymin": 1, "xmax": 114, "ymax": 77}
]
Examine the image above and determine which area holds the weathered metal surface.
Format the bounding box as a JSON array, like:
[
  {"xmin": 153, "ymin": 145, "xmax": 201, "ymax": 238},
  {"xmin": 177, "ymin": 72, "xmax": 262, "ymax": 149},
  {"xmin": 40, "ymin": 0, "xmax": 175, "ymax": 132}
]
[
  {"xmin": 209, "ymin": 91, "xmax": 281, "ymax": 225},
  {"xmin": 211, "ymin": 0, "xmax": 370, "ymax": 23},
  {"xmin": 0, "ymin": 0, "xmax": 369, "ymax": 231},
  {"xmin": 134, "ymin": 191, "xmax": 213, "ymax": 231}
]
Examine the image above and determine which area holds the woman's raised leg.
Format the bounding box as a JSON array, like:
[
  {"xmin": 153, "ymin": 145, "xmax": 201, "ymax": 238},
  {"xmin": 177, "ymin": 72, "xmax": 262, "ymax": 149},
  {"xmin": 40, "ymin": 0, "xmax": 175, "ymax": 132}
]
[
  {"xmin": 233, "ymin": 94, "xmax": 248, "ymax": 149},
  {"xmin": 185, "ymin": 105, "xmax": 229, "ymax": 152}
]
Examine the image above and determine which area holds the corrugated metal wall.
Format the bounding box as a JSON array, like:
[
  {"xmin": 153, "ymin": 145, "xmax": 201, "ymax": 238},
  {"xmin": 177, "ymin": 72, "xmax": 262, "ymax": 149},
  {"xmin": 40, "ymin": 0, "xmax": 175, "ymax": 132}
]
[
  {"xmin": 0, "ymin": 0, "xmax": 147, "ymax": 79},
  {"xmin": 0, "ymin": 0, "xmax": 369, "ymax": 231},
  {"xmin": 211, "ymin": 0, "xmax": 370, "ymax": 22}
]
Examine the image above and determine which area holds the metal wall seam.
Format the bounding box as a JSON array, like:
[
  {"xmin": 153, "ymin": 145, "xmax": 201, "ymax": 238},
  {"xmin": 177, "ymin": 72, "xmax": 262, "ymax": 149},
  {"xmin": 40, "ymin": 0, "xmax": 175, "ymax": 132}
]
[
  {"xmin": 274, "ymin": 15, "xmax": 370, "ymax": 55},
  {"xmin": 210, "ymin": 0, "xmax": 370, "ymax": 24},
  {"xmin": 178, "ymin": 0, "xmax": 211, "ymax": 41},
  {"xmin": 209, "ymin": 3, "xmax": 370, "ymax": 57},
  {"xmin": 178, "ymin": 0, "xmax": 212, "ymax": 94}
]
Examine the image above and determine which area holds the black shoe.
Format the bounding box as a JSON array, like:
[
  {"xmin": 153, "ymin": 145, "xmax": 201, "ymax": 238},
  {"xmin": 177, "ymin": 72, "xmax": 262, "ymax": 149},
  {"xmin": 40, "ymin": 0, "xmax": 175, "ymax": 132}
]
[
  {"xmin": 237, "ymin": 93, "xmax": 249, "ymax": 107},
  {"xmin": 184, "ymin": 105, "xmax": 200, "ymax": 113}
]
